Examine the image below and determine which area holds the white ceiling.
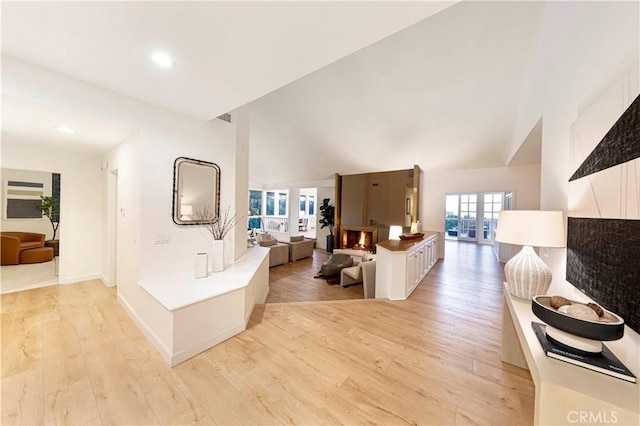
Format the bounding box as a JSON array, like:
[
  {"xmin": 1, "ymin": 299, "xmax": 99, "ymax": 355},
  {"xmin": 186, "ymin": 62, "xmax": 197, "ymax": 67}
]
[
  {"xmin": 1, "ymin": 1, "xmax": 454, "ymax": 120},
  {"xmin": 248, "ymin": 1, "xmax": 546, "ymax": 185},
  {"xmin": 1, "ymin": 94, "xmax": 137, "ymax": 154},
  {"xmin": 1, "ymin": 1, "xmax": 547, "ymax": 185}
]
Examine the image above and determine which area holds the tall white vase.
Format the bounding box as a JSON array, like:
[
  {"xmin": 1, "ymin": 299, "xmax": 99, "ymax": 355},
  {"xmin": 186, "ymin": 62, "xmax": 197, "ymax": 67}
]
[{"xmin": 211, "ymin": 239, "xmax": 224, "ymax": 272}]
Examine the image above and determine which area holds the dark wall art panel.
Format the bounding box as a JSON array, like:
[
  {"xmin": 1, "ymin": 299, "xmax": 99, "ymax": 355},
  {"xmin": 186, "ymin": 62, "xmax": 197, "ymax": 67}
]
[
  {"xmin": 569, "ymin": 93, "xmax": 640, "ymax": 181},
  {"xmin": 5, "ymin": 180, "xmax": 44, "ymax": 219},
  {"xmin": 6, "ymin": 199, "xmax": 42, "ymax": 219},
  {"xmin": 566, "ymin": 217, "xmax": 640, "ymax": 333}
]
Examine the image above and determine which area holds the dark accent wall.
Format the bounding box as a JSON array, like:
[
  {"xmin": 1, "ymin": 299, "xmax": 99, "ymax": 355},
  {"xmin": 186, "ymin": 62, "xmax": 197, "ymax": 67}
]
[
  {"xmin": 569, "ymin": 94, "xmax": 640, "ymax": 181},
  {"xmin": 566, "ymin": 217, "xmax": 640, "ymax": 333}
]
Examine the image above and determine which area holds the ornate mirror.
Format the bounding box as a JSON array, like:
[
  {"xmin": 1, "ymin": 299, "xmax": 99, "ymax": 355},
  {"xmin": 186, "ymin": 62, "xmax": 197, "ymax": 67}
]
[{"xmin": 172, "ymin": 157, "xmax": 220, "ymax": 225}]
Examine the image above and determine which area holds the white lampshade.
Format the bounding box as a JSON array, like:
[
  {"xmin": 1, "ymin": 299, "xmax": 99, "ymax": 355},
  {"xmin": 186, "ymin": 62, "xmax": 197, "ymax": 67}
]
[
  {"xmin": 495, "ymin": 210, "xmax": 565, "ymax": 300},
  {"xmin": 495, "ymin": 210, "xmax": 565, "ymax": 247},
  {"xmin": 389, "ymin": 225, "xmax": 403, "ymax": 240}
]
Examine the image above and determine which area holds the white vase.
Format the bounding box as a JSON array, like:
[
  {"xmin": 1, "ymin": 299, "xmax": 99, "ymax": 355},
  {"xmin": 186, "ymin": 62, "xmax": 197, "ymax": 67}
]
[
  {"xmin": 504, "ymin": 245, "xmax": 552, "ymax": 299},
  {"xmin": 211, "ymin": 239, "xmax": 224, "ymax": 272}
]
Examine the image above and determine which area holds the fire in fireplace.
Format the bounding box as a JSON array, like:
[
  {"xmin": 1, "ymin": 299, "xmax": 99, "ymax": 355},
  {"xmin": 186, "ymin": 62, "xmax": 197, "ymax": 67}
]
[{"xmin": 340, "ymin": 225, "xmax": 378, "ymax": 252}]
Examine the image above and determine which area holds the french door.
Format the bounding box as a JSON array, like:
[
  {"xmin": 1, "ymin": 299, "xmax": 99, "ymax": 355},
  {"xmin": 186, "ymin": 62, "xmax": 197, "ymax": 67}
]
[
  {"xmin": 445, "ymin": 192, "xmax": 509, "ymax": 244},
  {"xmin": 458, "ymin": 194, "xmax": 477, "ymax": 242}
]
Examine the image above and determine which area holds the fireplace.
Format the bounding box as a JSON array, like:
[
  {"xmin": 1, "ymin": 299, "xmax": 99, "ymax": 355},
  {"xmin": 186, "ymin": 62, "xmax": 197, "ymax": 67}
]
[{"xmin": 340, "ymin": 225, "xmax": 378, "ymax": 252}]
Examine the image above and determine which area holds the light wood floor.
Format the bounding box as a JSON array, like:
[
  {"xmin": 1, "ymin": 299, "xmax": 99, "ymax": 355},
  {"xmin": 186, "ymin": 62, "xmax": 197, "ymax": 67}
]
[
  {"xmin": 1, "ymin": 241, "xmax": 534, "ymax": 425},
  {"xmin": 1, "ymin": 259, "xmax": 58, "ymax": 295},
  {"xmin": 266, "ymin": 248, "xmax": 364, "ymax": 303}
]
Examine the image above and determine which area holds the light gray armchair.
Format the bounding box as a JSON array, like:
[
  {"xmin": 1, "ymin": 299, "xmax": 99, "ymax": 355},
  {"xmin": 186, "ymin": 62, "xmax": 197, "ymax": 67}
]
[
  {"xmin": 284, "ymin": 236, "xmax": 314, "ymax": 262},
  {"xmin": 340, "ymin": 265, "xmax": 362, "ymax": 287},
  {"xmin": 259, "ymin": 238, "xmax": 289, "ymax": 267},
  {"xmin": 361, "ymin": 259, "xmax": 377, "ymax": 299}
]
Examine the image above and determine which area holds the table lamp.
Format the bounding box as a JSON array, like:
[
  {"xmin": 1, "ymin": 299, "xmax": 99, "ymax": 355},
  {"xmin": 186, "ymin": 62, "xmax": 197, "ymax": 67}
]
[
  {"xmin": 389, "ymin": 225, "xmax": 403, "ymax": 240},
  {"xmin": 495, "ymin": 210, "xmax": 565, "ymax": 299}
]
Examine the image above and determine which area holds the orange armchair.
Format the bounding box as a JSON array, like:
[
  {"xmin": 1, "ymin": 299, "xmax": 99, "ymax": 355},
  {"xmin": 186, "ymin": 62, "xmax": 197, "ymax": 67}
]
[{"xmin": 1, "ymin": 232, "xmax": 46, "ymax": 265}]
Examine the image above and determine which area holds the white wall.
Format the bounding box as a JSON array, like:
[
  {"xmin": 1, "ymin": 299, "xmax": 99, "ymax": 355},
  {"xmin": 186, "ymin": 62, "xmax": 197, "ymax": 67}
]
[
  {"xmin": 4, "ymin": 58, "xmax": 249, "ymax": 358},
  {"xmin": 420, "ymin": 164, "xmax": 541, "ymax": 232},
  {"xmin": 0, "ymin": 168, "xmax": 53, "ymax": 237},
  {"xmin": 233, "ymin": 107, "xmax": 250, "ymax": 261},
  {"xmin": 1, "ymin": 141, "xmax": 103, "ymax": 284},
  {"xmin": 510, "ymin": 0, "xmax": 639, "ymax": 294}
]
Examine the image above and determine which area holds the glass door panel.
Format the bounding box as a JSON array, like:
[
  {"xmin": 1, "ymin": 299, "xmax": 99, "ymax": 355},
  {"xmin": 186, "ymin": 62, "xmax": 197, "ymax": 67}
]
[
  {"xmin": 458, "ymin": 194, "xmax": 477, "ymax": 241},
  {"xmin": 481, "ymin": 192, "xmax": 504, "ymax": 243},
  {"xmin": 445, "ymin": 194, "xmax": 460, "ymax": 240}
]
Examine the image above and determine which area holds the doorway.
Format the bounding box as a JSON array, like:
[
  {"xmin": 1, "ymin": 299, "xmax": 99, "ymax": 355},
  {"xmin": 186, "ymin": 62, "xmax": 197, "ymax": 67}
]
[
  {"xmin": 445, "ymin": 192, "xmax": 509, "ymax": 244},
  {"xmin": 106, "ymin": 170, "xmax": 118, "ymax": 287},
  {"xmin": 299, "ymin": 188, "xmax": 317, "ymax": 239},
  {"xmin": 1, "ymin": 168, "xmax": 61, "ymax": 293}
]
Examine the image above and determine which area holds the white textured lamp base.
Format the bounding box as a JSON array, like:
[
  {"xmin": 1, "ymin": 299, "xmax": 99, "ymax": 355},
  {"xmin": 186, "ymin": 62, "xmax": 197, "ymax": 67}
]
[{"xmin": 504, "ymin": 245, "xmax": 552, "ymax": 300}]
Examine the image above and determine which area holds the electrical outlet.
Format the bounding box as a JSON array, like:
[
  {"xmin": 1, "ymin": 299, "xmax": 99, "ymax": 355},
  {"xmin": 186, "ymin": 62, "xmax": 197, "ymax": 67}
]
[{"xmin": 543, "ymin": 247, "xmax": 549, "ymax": 258}]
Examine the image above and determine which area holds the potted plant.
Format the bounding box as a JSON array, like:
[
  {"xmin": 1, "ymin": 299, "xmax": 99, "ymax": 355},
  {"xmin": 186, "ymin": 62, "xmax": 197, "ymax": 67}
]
[
  {"xmin": 319, "ymin": 198, "xmax": 335, "ymax": 252},
  {"xmin": 37, "ymin": 196, "xmax": 60, "ymax": 255}
]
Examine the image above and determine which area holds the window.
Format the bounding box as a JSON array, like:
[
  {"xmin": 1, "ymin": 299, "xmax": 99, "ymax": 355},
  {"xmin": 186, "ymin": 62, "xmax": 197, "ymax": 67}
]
[
  {"xmin": 248, "ymin": 190, "xmax": 262, "ymax": 229},
  {"xmin": 308, "ymin": 196, "xmax": 315, "ymax": 215},
  {"xmin": 299, "ymin": 195, "xmax": 306, "ymax": 213},
  {"xmin": 264, "ymin": 190, "xmax": 288, "ymax": 217},
  {"xmin": 266, "ymin": 192, "xmax": 275, "ymax": 216},
  {"xmin": 278, "ymin": 193, "xmax": 287, "ymax": 215},
  {"xmin": 483, "ymin": 192, "xmax": 504, "ymax": 241},
  {"xmin": 248, "ymin": 190, "xmax": 262, "ymax": 216}
]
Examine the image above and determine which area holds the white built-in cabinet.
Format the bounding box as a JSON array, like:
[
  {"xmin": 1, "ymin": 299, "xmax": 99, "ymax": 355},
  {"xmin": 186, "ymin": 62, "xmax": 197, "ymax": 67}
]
[{"xmin": 376, "ymin": 232, "xmax": 440, "ymax": 300}]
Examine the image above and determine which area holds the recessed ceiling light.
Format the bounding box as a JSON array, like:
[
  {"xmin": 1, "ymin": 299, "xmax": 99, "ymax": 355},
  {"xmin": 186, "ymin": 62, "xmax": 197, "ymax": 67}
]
[
  {"xmin": 151, "ymin": 51, "xmax": 174, "ymax": 68},
  {"xmin": 55, "ymin": 126, "xmax": 75, "ymax": 133}
]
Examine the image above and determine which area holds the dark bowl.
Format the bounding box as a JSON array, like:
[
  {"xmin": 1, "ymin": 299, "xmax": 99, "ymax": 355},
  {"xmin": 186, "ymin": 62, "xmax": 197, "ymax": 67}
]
[{"xmin": 532, "ymin": 296, "xmax": 625, "ymax": 341}]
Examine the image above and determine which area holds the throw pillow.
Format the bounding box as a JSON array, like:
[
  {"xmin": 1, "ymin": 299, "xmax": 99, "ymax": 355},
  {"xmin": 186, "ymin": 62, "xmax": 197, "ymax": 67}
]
[{"xmin": 290, "ymin": 235, "xmax": 304, "ymax": 242}]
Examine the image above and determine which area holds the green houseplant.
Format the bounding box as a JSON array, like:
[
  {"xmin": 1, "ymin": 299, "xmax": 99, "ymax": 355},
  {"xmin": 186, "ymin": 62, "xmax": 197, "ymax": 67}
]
[
  {"xmin": 37, "ymin": 196, "xmax": 60, "ymax": 241},
  {"xmin": 319, "ymin": 198, "xmax": 335, "ymax": 252}
]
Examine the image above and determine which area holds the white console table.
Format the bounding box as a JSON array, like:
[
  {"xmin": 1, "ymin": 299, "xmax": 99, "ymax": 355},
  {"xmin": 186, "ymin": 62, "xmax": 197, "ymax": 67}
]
[
  {"xmin": 134, "ymin": 247, "xmax": 270, "ymax": 367},
  {"xmin": 502, "ymin": 285, "xmax": 640, "ymax": 425}
]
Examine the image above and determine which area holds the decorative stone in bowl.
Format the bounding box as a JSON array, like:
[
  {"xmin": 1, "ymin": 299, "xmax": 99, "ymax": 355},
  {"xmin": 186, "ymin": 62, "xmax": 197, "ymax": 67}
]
[{"xmin": 532, "ymin": 295, "xmax": 624, "ymax": 353}]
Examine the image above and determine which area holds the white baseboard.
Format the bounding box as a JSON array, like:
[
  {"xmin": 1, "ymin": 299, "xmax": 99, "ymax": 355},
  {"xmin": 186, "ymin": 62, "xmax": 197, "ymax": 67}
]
[
  {"xmin": 99, "ymin": 273, "xmax": 116, "ymax": 287},
  {"xmin": 62, "ymin": 272, "xmax": 101, "ymax": 285}
]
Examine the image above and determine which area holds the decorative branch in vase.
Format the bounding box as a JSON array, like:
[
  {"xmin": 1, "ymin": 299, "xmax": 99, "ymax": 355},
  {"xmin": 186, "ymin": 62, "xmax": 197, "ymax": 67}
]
[
  {"xmin": 195, "ymin": 205, "xmax": 244, "ymax": 241},
  {"xmin": 195, "ymin": 205, "xmax": 243, "ymax": 272}
]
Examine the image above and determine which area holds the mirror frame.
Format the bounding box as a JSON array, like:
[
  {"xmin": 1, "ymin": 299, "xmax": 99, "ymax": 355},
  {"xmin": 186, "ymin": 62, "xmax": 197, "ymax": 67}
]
[{"xmin": 172, "ymin": 157, "xmax": 221, "ymax": 226}]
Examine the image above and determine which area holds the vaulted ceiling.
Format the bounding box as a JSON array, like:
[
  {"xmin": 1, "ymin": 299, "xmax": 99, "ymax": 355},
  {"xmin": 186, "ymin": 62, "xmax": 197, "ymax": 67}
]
[{"xmin": 1, "ymin": 1, "xmax": 546, "ymax": 186}]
